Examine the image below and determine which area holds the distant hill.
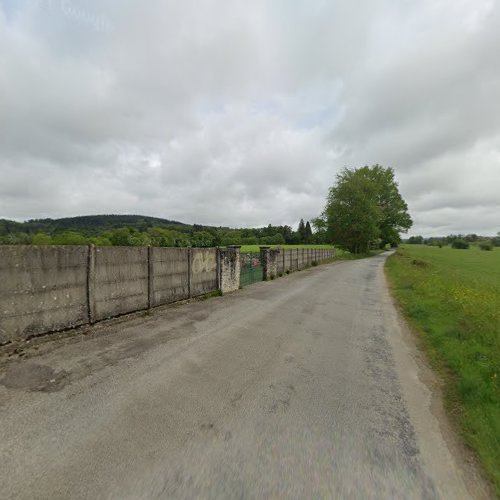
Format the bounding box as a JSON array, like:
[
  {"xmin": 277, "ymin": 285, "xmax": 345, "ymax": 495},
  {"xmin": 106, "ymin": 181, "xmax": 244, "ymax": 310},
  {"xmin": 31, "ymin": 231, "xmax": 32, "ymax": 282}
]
[{"xmin": 0, "ymin": 214, "xmax": 191, "ymax": 236}]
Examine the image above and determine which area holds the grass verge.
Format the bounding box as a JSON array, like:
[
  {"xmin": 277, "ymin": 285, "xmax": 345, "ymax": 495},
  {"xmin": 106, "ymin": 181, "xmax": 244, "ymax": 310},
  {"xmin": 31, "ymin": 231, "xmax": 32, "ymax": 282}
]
[{"xmin": 385, "ymin": 245, "xmax": 500, "ymax": 494}]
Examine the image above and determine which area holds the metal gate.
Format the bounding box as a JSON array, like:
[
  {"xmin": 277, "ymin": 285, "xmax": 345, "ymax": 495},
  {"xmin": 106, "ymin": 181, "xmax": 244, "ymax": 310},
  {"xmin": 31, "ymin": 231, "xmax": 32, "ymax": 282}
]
[{"xmin": 240, "ymin": 252, "xmax": 263, "ymax": 287}]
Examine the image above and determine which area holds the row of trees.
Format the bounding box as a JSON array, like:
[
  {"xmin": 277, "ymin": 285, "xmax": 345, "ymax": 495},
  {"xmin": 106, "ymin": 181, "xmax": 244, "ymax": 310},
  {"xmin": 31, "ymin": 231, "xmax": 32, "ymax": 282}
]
[
  {"xmin": 408, "ymin": 234, "xmax": 500, "ymax": 247},
  {"xmin": 0, "ymin": 220, "xmax": 322, "ymax": 248}
]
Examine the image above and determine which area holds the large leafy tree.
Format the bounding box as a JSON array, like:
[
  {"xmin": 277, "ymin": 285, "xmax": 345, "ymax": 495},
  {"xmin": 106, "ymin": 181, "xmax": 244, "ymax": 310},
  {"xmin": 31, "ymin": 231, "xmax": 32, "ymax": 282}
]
[{"xmin": 322, "ymin": 165, "xmax": 412, "ymax": 253}]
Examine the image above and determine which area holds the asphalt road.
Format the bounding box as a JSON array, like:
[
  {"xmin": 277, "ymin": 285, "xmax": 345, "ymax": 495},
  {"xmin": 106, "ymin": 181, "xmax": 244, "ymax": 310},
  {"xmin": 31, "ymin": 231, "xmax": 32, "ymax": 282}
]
[{"xmin": 0, "ymin": 253, "xmax": 488, "ymax": 499}]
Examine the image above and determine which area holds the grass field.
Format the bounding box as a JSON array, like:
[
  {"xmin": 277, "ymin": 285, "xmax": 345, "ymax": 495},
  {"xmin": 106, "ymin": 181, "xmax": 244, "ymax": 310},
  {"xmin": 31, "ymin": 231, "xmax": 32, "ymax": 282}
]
[
  {"xmin": 386, "ymin": 245, "xmax": 500, "ymax": 493},
  {"xmin": 239, "ymin": 244, "xmax": 338, "ymax": 253}
]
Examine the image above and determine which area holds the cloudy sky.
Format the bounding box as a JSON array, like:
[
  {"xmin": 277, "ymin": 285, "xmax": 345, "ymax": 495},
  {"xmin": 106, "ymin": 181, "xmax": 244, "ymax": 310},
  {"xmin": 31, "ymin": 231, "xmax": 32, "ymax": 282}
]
[{"xmin": 1, "ymin": 0, "xmax": 499, "ymax": 236}]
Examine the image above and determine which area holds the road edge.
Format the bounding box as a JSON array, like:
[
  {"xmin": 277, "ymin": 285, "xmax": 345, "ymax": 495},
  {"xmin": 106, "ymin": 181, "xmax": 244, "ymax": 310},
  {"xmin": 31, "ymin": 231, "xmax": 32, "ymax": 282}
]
[{"xmin": 382, "ymin": 256, "xmax": 494, "ymax": 499}]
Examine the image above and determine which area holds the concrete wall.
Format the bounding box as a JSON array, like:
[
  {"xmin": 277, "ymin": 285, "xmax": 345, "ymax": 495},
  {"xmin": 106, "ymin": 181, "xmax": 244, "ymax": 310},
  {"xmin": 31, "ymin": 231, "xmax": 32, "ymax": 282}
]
[
  {"xmin": 0, "ymin": 244, "xmax": 334, "ymax": 343},
  {"xmin": 150, "ymin": 247, "xmax": 189, "ymax": 307},
  {"xmin": 276, "ymin": 250, "xmax": 284, "ymax": 274},
  {"xmin": 191, "ymin": 248, "xmax": 218, "ymax": 297},
  {"xmin": 219, "ymin": 247, "xmax": 240, "ymax": 293},
  {"xmin": 0, "ymin": 245, "xmax": 236, "ymax": 343},
  {"xmin": 284, "ymin": 250, "xmax": 293, "ymax": 272},
  {"xmin": 0, "ymin": 246, "xmax": 89, "ymax": 343},
  {"xmin": 260, "ymin": 247, "xmax": 280, "ymax": 280},
  {"xmin": 92, "ymin": 246, "xmax": 149, "ymax": 322},
  {"xmin": 269, "ymin": 247, "xmax": 336, "ymax": 275}
]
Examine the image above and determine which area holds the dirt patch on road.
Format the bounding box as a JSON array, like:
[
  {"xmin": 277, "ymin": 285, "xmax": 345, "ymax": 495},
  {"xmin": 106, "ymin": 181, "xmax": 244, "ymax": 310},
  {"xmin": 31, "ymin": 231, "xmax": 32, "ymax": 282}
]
[{"xmin": 0, "ymin": 362, "xmax": 69, "ymax": 392}]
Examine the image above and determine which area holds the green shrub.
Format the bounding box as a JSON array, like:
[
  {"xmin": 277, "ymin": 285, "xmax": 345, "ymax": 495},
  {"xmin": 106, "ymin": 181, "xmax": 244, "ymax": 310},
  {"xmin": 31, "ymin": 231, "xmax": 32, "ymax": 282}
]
[
  {"xmin": 479, "ymin": 241, "xmax": 493, "ymax": 251},
  {"xmin": 452, "ymin": 239, "xmax": 469, "ymax": 249}
]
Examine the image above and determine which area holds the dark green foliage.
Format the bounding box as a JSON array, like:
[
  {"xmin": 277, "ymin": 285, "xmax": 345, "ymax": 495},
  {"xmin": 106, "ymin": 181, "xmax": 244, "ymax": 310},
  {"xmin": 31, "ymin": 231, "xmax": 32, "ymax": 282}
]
[
  {"xmin": 295, "ymin": 219, "xmax": 314, "ymax": 244},
  {"xmin": 320, "ymin": 165, "xmax": 412, "ymax": 253},
  {"xmin": 408, "ymin": 235, "xmax": 424, "ymax": 244},
  {"xmin": 452, "ymin": 239, "xmax": 470, "ymax": 249},
  {"xmin": 0, "ymin": 214, "xmax": 322, "ymax": 248},
  {"xmin": 298, "ymin": 219, "xmax": 306, "ymax": 242},
  {"xmin": 479, "ymin": 241, "xmax": 493, "ymax": 251},
  {"xmin": 305, "ymin": 221, "xmax": 313, "ymax": 242}
]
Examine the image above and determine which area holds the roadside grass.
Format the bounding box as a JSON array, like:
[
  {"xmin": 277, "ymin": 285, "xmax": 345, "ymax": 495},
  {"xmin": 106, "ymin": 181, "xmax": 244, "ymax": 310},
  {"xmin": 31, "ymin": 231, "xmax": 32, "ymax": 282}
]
[
  {"xmin": 336, "ymin": 248, "xmax": 386, "ymax": 260},
  {"xmin": 385, "ymin": 245, "xmax": 500, "ymax": 494}
]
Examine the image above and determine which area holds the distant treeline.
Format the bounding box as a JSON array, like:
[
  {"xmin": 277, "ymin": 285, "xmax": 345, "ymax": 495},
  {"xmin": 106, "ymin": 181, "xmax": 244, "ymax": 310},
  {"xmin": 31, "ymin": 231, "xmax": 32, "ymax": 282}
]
[
  {"xmin": 0, "ymin": 215, "xmax": 328, "ymax": 247},
  {"xmin": 406, "ymin": 233, "xmax": 500, "ymax": 248}
]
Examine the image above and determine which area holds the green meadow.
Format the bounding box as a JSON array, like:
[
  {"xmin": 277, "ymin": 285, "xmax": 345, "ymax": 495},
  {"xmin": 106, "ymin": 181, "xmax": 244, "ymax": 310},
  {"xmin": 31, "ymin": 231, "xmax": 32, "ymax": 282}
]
[{"xmin": 386, "ymin": 245, "xmax": 500, "ymax": 493}]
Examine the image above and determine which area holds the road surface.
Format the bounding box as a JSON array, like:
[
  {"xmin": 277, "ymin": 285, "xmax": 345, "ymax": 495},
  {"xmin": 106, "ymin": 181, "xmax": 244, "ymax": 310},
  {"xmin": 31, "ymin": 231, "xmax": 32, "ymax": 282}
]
[{"xmin": 0, "ymin": 253, "xmax": 488, "ymax": 499}]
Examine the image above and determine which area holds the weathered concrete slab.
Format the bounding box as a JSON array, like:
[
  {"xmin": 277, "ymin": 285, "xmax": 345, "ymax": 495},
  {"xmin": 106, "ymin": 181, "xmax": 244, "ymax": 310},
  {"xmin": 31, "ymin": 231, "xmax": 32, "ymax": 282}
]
[
  {"xmin": 93, "ymin": 247, "xmax": 148, "ymax": 321},
  {"xmin": 284, "ymin": 249, "xmax": 293, "ymax": 272},
  {"xmin": 151, "ymin": 248, "xmax": 189, "ymax": 306},
  {"xmin": 0, "ymin": 246, "xmax": 88, "ymax": 343},
  {"xmin": 191, "ymin": 248, "xmax": 218, "ymax": 297},
  {"xmin": 219, "ymin": 247, "xmax": 240, "ymax": 293}
]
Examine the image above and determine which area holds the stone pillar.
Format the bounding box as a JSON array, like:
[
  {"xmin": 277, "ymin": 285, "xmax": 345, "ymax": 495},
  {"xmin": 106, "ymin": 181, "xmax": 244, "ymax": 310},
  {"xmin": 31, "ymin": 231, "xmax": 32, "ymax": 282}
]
[
  {"xmin": 218, "ymin": 246, "xmax": 241, "ymax": 293},
  {"xmin": 260, "ymin": 246, "xmax": 280, "ymax": 280}
]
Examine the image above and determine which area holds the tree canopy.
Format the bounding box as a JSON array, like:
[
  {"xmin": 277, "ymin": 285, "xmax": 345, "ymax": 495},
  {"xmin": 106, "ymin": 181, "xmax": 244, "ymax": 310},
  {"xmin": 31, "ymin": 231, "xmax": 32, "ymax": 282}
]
[
  {"xmin": 321, "ymin": 165, "xmax": 412, "ymax": 253},
  {"xmin": 0, "ymin": 215, "xmax": 327, "ymax": 247}
]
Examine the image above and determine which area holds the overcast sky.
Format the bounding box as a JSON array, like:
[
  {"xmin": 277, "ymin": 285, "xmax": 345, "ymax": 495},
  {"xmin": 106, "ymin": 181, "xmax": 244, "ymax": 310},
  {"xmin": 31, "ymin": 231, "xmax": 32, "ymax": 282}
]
[{"xmin": 1, "ymin": 0, "xmax": 499, "ymax": 236}]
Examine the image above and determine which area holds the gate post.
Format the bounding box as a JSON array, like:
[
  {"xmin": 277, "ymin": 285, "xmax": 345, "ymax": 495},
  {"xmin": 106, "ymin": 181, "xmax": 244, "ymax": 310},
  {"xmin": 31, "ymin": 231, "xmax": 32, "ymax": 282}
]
[
  {"xmin": 260, "ymin": 246, "xmax": 270, "ymax": 280},
  {"xmin": 218, "ymin": 246, "xmax": 241, "ymax": 293},
  {"xmin": 260, "ymin": 246, "xmax": 280, "ymax": 280}
]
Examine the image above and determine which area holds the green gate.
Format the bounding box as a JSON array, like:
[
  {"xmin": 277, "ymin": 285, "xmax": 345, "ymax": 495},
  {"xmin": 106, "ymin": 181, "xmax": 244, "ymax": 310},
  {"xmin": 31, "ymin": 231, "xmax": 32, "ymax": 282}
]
[{"xmin": 240, "ymin": 252, "xmax": 263, "ymax": 287}]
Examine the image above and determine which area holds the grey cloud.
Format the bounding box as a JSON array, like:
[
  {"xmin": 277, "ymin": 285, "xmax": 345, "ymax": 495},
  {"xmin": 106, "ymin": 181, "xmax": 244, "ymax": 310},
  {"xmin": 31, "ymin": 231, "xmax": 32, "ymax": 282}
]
[{"xmin": 0, "ymin": 0, "xmax": 499, "ymax": 235}]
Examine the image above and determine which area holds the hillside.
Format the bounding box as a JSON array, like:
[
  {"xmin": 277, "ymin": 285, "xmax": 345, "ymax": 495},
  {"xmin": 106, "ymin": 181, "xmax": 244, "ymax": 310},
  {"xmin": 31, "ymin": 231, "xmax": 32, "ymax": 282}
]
[
  {"xmin": 0, "ymin": 214, "xmax": 190, "ymax": 236},
  {"xmin": 0, "ymin": 214, "xmax": 326, "ymax": 247}
]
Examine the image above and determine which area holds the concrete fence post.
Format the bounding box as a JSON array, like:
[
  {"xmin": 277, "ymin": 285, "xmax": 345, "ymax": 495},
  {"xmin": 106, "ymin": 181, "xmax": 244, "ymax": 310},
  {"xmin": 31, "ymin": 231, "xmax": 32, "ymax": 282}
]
[
  {"xmin": 188, "ymin": 247, "xmax": 192, "ymax": 299},
  {"xmin": 216, "ymin": 247, "xmax": 221, "ymax": 290},
  {"xmin": 218, "ymin": 246, "xmax": 241, "ymax": 293},
  {"xmin": 147, "ymin": 246, "xmax": 154, "ymax": 310},
  {"xmin": 261, "ymin": 246, "xmax": 280, "ymax": 280},
  {"xmin": 260, "ymin": 246, "xmax": 270, "ymax": 279},
  {"xmin": 87, "ymin": 244, "xmax": 96, "ymax": 324}
]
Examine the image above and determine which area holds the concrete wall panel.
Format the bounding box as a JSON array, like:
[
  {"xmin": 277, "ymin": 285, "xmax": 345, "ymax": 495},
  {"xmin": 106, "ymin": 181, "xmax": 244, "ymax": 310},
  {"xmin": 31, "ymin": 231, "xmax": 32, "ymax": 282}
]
[
  {"xmin": 191, "ymin": 248, "xmax": 218, "ymax": 296},
  {"xmin": 284, "ymin": 250, "xmax": 293, "ymax": 272},
  {"xmin": 151, "ymin": 248, "xmax": 189, "ymax": 306},
  {"xmin": 0, "ymin": 245, "xmax": 88, "ymax": 343},
  {"xmin": 93, "ymin": 247, "xmax": 148, "ymax": 321}
]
